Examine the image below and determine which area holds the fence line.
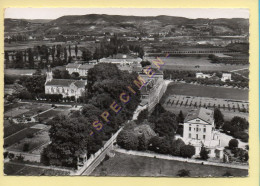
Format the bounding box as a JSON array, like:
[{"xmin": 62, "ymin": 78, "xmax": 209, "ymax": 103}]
[{"xmin": 115, "ymin": 148, "xmax": 248, "ymax": 170}]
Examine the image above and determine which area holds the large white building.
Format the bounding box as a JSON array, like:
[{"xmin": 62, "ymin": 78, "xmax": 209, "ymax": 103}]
[
  {"xmin": 221, "ymin": 73, "xmax": 232, "ymax": 82},
  {"xmin": 45, "ymin": 67, "xmax": 87, "ymax": 99},
  {"xmin": 99, "ymin": 53, "xmax": 142, "ymax": 65},
  {"xmin": 183, "ymin": 108, "xmax": 223, "ymax": 158}
]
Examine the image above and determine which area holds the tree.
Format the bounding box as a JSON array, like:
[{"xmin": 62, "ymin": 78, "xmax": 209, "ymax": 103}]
[
  {"xmin": 180, "ymin": 145, "xmax": 195, "ymax": 158},
  {"xmin": 229, "ymin": 139, "xmax": 239, "ymax": 149},
  {"xmin": 151, "ymin": 103, "xmax": 166, "ymax": 117},
  {"xmin": 200, "ymin": 146, "xmax": 209, "ymax": 160},
  {"xmin": 214, "ymin": 108, "xmax": 224, "ymax": 129},
  {"xmin": 23, "ymin": 143, "xmax": 30, "ymax": 152},
  {"xmin": 75, "ymin": 45, "xmax": 78, "ymax": 58},
  {"xmin": 177, "ymin": 110, "xmax": 184, "ymax": 124},
  {"xmin": 170, "ymin": 139, "xmax": 185, "ymax": 156},
  {"xmin": 82, "ymin": 50, "xmax": 92, "ymax": 62},
  {"xmin": 138, "ymin": 133, "xmax": 147, "ymax": 151},
  {"xmin": 137, "ymin": 109, "xmax": 148, "ymax": 123},
  {"xmin": 42, "ymin": 115, "xmax": 94, "ymax": 168},
  {"xmin": 71, "ymin": 72, "xmax": 80, "ymax": 79},
  {"xmin": 140, "ymin": 61, "xmax": 151, "ymax": 67},
  {"xmin": 148, "ymin": 136, "xmax": 161, "ymax": 153},
  {"xmin": 151, "ymin": 111, "xmax": 178, "ymax": 137},
  {"xmin": 230, "ymin": 116, "xmax": 249, "ymax": 131},
  {"xmin": 64, "ymin": 47, "xmax": 68, "ymax": 63},
  {"xmin": 117, "ymin": 130, "xmax": 139, "ymax": 150},
  {"xmin": 177, "ymin": 169, "xmax": 190, "ymax": 177}
]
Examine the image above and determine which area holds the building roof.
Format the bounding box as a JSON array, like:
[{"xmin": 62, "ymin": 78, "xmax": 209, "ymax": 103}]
[
  {"xmin": 45, "ymin": 79, "xmax": 86, "ymax": 88},
  {"xmin": 184, "ymin": 108, "xmax": 214, "ymax": 125},
  {"xmin": 78, "ymin": 64, "xmax": 94, "ymax": 70},
  {"xmin": 66, "ymin": 63, "xmax": 81, "ymax": 68}
]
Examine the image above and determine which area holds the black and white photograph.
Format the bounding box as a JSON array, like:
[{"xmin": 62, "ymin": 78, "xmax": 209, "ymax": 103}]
[{"xmin": 3, "ymin": 8, "xmax": 249, "ymax": 177}]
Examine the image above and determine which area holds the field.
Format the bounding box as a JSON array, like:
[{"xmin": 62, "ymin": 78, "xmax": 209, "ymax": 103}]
[
  {"xmin": 233, "ymin": 69, "xmax": 249, "ymax": 78},
  {"xmin": 4, "ymin": 127, "xmax": 41, "ymax": 147},
  {"xmin": 4, "ymin": 123, "xmax": 36, "ymax": 138},
  {"xmin": 163, "ymin": 83, "xmax": 248, "ymax": 101},
  {"xmin": 147, "ymin": 57, "xmax": 249, "ymax": 72},
  {"xmin": 4, "ymin": 162, "xmax": 70, "ymax": 176},
  {"xmin": 91, "ymin": 152, "xmax": 248, "ymax": 177},
  {"xmin": 7, "ymin": 128, "xmax": 50, "ymax": 153}
]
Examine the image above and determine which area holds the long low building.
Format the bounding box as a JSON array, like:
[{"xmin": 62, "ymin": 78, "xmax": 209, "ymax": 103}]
[{"xmin": 45, "ymin": 67, "xmax": 87, "ymax": 99}]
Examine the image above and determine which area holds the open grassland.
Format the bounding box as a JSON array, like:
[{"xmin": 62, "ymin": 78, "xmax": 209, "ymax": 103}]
[
  {"xmin": 147, "ymin": 57, "xmax": 249, "ymax": 72},
  {"xmin": 163, "ymin": 83, "xmax": 248, "ymax": 101},
  {"xmin": 91, "ymin": 152, "xmax": 247, "ymax": 177}
]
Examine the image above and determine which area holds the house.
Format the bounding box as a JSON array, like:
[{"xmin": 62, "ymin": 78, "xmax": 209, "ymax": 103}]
[
  {"xmin": 45, "ymin": 67, "xmax": 87, "ymax": 99},
  {"xmin": 66, "ymin": 63, "xmax": 94, "ymax": 77},
  {"xmin": 196, "ymin": 72, "xmax": 211, "ymax": 79},
  {"xmin": 183, "ymin": 108, "xmax": 223, "ymax": 158},
  {"xmin": 221, "ymin": 73, "xmax": 232, "ymax": 82}
]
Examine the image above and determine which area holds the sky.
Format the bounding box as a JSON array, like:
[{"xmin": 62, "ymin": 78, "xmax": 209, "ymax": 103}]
[{"xmin": 4, "ymin": 8, "xmax": 249, "ymax": 20}]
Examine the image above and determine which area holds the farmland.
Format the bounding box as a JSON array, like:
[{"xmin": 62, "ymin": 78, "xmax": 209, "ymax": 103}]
[
  {"xmin": 147, "ymin": 56, "xmax": 249, "ymax": 72},
  {"xmin": 163, "ymin": 83, "xmax": 248, "ymax": 101},
  {"xmin": 91, "ymin": 152, "xmax": 248, "ymax": 177}
]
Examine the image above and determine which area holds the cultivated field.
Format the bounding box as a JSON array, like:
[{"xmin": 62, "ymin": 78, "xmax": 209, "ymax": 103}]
[
  {"xmin": 163, "ymin": 83, "xmax": 248, "ymax": 101},
  {"xmin": 91, "ymin": 152, "xmax": 248, "ymax": 177},
  {"xmin": 147, "ymin": 56, "xmax": 249, "ymax": 72}
]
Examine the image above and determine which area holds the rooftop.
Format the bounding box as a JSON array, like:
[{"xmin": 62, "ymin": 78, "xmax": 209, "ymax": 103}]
[
  {"xmin": 46, "ymin": 79, "xmax": 86, "ymax": 88},
  {"xmin": 184, "ymin": 107, "xmax": 214, "ymax": 125}
]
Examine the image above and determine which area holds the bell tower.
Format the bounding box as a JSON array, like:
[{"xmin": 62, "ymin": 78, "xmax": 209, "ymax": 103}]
[{"xmin": 45, "ymin": 65, "xmax": 53, "ymax": 84}]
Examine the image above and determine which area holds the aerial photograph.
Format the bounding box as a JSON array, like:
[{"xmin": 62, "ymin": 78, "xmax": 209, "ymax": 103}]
[{"xmin": 3, "ymin": 8, "xmax": 249, "ymax": 177}]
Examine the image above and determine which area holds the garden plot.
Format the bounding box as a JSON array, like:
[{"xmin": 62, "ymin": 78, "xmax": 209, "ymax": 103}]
[
  {"xmin": 6, "ymin": 126, "xmax": 50, "ymax": 153},
  {"xmin": 164, "ymin": 95, "xmax": 249, "ymax": 113}
]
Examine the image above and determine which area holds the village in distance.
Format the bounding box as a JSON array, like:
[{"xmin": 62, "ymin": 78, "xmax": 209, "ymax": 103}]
[{"xmin": 3, "ymin": 9, "xmax": 249, "ymax": 177}]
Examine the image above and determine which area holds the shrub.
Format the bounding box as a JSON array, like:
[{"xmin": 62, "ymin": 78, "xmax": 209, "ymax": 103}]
[
  {"xmin": 233, "ymin": 131, "xmax": 248, "ymax": 142},
  {"xmin": 200, "ymin": 146, "xmax": 209, "ymax": 160},
  {"xmin": 4, "ymin": 151, "xmax": 9, "ymax": 159},
  {"xmin": 177, "ymin": 169, "xmax": 190, "ymax": 177},
  {"xmin": 180, "ymin": 145, "xmax": 195, "ymax": 158},
  {"xmin": 23, "ymin": 143, "xmax": 30, "ymax": 152},
  {"xmin": 26, "ymin": 133, "xmax": 34, "ymax": 138},
  {"xmin": 228, "ymin": 139, "xmax": 239, "ymax": 149},
  {"xmin": 223, "ymin": 171, "xmax": 233, "ymax": 177},
  {"xmin": 8, "ymin": 153, "xmax": 14, "ymax": 160}
]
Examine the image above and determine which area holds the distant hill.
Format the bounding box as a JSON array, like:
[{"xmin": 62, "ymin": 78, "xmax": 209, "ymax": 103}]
[{"xmin": 4, "ymin": 14, "xmax": 249, "ymax": 36}]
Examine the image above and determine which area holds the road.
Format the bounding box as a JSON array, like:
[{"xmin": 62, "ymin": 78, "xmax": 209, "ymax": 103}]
[{"xmin": 77, "ymin": 128, "xmax": 122, "ymax": 176}]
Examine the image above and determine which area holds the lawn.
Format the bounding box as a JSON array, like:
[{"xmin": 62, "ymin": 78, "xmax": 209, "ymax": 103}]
[
  {"xmin": 91, "ymin": 152, "xmax": 248, "ymax": 177},
  {"xmin": 4, "ymin": 163, "xmax": 70, "ymax": 176},
  {"xmin": 147, "ymin": 57, "xmax": 249, "ymax": 72},
  {"xmin": 164, "ymin": 83, "xmax": 248, "ymax": 101}
]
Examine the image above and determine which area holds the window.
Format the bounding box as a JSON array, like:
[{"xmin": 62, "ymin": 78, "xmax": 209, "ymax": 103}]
[
  {"xmin": 196, "ymin": 134, "xmax": 198, "ymax": 140},
  {"xmin": 196, "ymin": 125, "xmax": 199, "ymax": 132},
  {"xmin": 204, "ymin": 128, "xmax": 206, "ymax": 133},
  {"xmin": 203, "ymin": 135, "xmax": 206, "ymax": 140},
  {"xmin": 189, "ymin": 127, "xmax": 191, "ymax": 131},
  {"xmin": 189, "ymin": 133, "xmax": 191, "ymax": 138}
]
